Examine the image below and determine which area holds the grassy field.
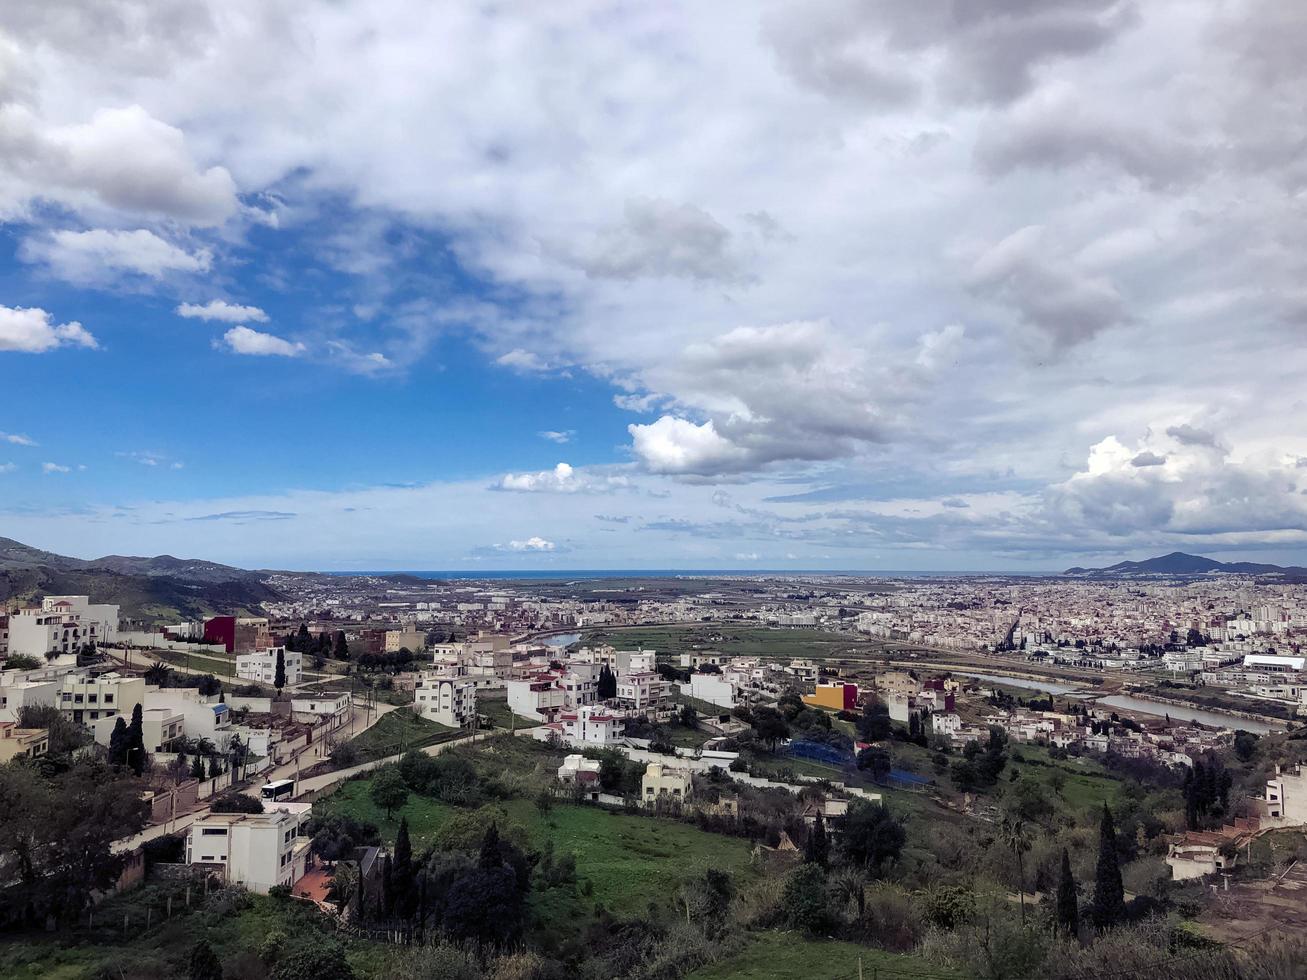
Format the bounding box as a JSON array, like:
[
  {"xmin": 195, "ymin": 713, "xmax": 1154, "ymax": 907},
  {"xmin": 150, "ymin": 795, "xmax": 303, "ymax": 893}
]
[
  {"xmin": 344, "ymin": 708, "xmax": 455, "ymax": 761},
  {"xmin": 478, "ymin": 696, "xmax": 543, "ymax": 730},
  {"xmin": 688, "ymin": 930, "xmax": 946, "ymax": 980},
  {"xmin": 318, "ymin": 776, "xmax": 759, "ymax": 917},
  {"xmin": 580, "ymin": 624, "xmax": 892, "ymax": 663}
]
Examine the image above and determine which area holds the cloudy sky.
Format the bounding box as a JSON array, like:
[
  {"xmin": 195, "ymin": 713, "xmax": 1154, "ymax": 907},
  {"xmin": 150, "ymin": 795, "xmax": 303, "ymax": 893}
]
[{"xmin": 2, "ymin": 1, "xmax": 1306, "ymax": 571}]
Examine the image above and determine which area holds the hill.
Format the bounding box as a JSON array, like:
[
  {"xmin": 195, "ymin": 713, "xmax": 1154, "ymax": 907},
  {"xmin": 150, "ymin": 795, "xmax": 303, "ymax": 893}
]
[
  {"xmin": 1064, "ymin": 551, "xmax": 1307, "ymax": 577},
  {"xmin": 0, "ymin": 537, "xmax": 283, "ymax": 622}
]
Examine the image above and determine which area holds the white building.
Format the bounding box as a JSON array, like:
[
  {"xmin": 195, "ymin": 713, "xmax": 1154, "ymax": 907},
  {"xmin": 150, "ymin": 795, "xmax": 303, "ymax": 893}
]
[
  {"xmin": 144, "ymin": 688, "xmax": 233, "ymax": 748},
  {"xmin": 8, "ymin": 596, "xmax": 119, "ymax": 658},
  {"xmin": 615, "ymin": 671, "xmax": 669, "ymax": 714},
  {"xmin": 91, "ymin": 706, "xmax": 184, "ymax": 753},
  {"xmin": 557, "ymin": 753, "xmax": 602, "ymax": 794},
  {"xmin": 686, "ymin": 672, "xmax": 737, "ymax": 708},
  {"xmin": 414, "ymin": 674, "xmax": 477, "ymax": 728},
  {"xmin": 58, "ymin": 672, "xmax": 145, "ymax": 724},
  {"xmin": 0, "ymin": 678, "xmax": 58, "ymax": 724},
  {"xmin": 1265, "ymin": 765, "xmax": 1307, "ymax": 825},
  {"xmin": 641, "ymin": 762, "xmax": 692, "ymax": 804},
  {"xmin": 539, "ymin": 704, "xmax": 623, "ymax": 747},
  {"xmin": 236, "ymin": 647, "xmax": 302, "ymax": 688},
  {"xmin": 186, "ymin": 804, "xmax": 311, "ymax": 893},
  {"xmin": 505, "ymin": 675, "xmax": 567, "ymax": 722}
]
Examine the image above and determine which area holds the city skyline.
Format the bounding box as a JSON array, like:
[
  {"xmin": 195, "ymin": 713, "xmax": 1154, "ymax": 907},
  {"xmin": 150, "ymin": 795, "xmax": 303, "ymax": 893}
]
[{"xmin": 3, "ymin": 2, "xmax": 1306, "ymax": 570}]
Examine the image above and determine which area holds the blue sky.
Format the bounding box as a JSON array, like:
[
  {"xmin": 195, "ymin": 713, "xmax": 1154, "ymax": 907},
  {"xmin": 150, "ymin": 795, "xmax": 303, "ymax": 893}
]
[{"xmin": 3, "ymin": 2, "xmax": 1307, "ymax": 571}]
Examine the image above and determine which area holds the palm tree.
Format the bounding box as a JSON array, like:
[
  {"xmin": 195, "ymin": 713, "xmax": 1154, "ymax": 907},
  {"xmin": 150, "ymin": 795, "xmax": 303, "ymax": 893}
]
[
  {"xmin": 999, "ymin": 816, "xmax": 1031, "ymax": 924},
  {"xmin": 828, "ymin": 868, "xmax": 867, "ymax": 919}
]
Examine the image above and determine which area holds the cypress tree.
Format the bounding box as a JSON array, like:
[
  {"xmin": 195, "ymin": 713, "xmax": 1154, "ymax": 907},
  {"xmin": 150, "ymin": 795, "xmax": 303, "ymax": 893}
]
[
  {"xmin": 1056, "ymin": 847, "xmax": 1079, "ymax": 936},
  {"xmin": 1091, "ymin": 804, "xmax": 1125, "ymax": 929},
  {"xmin": 274, "ymin": 648, "xmax": 287, "ymax": 691},
  {"xmin": 334, "ymin": 630, "xmax": 350, "ymax": 660},
  {"xmin": 126, "ymin": 703, "xmax": 146, "ymax": 776},
  {"xmin": 479, "ymin": 822, "xmax": 502, "ymax": 869},
  {"xmin": 108, "ymin": 716, "xmax": 128, "ymax": 766},
  {"xmin": 392, "ymin": 817, "xmax": 415, "ymax": 919},
  {"xmin": 191, "ymin": 754, "xmax": 207, "ymax": 780},
  {"xmin": 805, "ymin": 811, "xmax": 829, "ymax": 868}
]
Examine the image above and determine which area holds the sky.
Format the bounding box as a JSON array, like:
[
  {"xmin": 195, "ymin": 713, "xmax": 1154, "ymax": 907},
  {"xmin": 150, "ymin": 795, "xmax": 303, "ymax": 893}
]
[{"xmin": 2, "ymin": 1, "xmax": 1306, "ymax": 572}]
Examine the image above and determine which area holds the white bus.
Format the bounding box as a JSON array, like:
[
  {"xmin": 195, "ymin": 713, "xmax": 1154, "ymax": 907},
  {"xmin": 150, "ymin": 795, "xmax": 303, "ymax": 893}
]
[{"xmin": 260, "ymin": 778, "xmax": 296, "ymax": 802}]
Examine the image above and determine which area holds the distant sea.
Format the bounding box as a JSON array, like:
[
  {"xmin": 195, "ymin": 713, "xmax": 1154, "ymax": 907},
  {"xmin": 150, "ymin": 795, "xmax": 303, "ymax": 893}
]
[{"xmin": 321, "ymin": 568, "xmax": 1039, "ymax": 580}]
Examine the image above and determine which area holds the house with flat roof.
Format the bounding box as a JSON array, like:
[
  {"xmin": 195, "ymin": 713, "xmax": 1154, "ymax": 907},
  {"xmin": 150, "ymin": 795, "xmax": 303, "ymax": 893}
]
[
  {"xmin": 185, "ymin": 805, "xmax": 310, "ymax": 893},
  {"xmin": 0, "ymin": 722, "xmax": 48, "ymax": 762}
]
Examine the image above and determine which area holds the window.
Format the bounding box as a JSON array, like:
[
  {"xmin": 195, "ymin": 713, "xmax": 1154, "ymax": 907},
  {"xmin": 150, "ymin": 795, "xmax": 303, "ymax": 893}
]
[
  {"xmin": 104, "ymin": 694, "xmax": 114, "ymax": 704},
  {"xmin": 201, "ymin": 827, "xmax": 229, "ymax": 836}
]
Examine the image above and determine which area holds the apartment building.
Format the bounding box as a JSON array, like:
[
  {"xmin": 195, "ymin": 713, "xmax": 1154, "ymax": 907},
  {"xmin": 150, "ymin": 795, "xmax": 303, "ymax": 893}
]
[
  {"xmin": 90, "ymin": 706, "xmax": 184, "ymax": 753},
  {"xmin": 186, "ymin": 804, "xmax": 311, "ymax": 893},
  {"xmin": 414, "ymin": 674, "xmax": 477, "ymax": 727},
  {"xmin": 144, "ymin": 688, "xmax": 233, "ymax": 748},
  {"xmin": 0, "ymin": 678, "xmax": 58, "ymax": 724},
  {"xmin": 537, "ymin": 703, "xmax": 622, "ymax": 747},
  {"xmin": 641, "ymin": 762, "xmax": 692, "ymax": 803},
  {"xmin": 614, "ymin": 671, "xmax": 669, "ymax": 714},
  {"xmin": 0, "ymin": 722, "xmax": 49, "ymax": 762},
  {"xmin": 505, "ymin": 675, "xmax": 568, "ymax": 722},
  {"xmin": 384, "ymin": 628, "xmax": 426, "ymax": 653},
  {"xmin": 8, "ymin": 596, "xmax": 119, "ymax": 658},
  {"xmin": 1265, "ymin": 765, "xmax": 1307, "ymax": 825},
  {"xmin": 58, "ymin": 672, "xmax": 145, "ymax": 724},
  {"xmin": 235, "ymin": 647, "xmax": 302, "ymax": 687}
]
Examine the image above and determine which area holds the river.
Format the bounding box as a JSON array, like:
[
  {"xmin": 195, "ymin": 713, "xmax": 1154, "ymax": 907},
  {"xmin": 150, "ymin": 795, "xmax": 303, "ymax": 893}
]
[
  {"xmin": 540, "ymin": 632, "xmax": 581, "ymax": 648},
  {"xmin": 1095, "ymin": 694, "xmax": 1282, "ymax": 734},
  {"xmin": 953, "ymin": 671, "xmax": 1079, "ymax": 695}
]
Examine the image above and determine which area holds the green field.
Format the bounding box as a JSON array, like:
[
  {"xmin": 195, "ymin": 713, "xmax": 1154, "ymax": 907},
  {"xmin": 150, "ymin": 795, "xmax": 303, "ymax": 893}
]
[
  {"xmin": 579, "ymin": 624, "xmax": 892, "ymax": 663},
  {"xmin": 344, "ymin": 708, "xmax": 455, "ymax": 762},
  {"xmin": 318, "ymin": 777, "xmax": 759, "ymax": 917},
  {"xmin": 478, "ymin": 697, "xmax": 543, "ymax": 730},
  {"xmin": 688, "ymin": 930, "xmax": 946, "ymax": 980}
]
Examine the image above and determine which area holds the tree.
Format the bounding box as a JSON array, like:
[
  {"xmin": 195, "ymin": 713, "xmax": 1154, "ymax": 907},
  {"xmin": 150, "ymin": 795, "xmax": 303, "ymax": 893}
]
[
  {"xmin": 370, "ymin": 767, "xmax": 409, "ymax": 818},
  {"xmin": 228, "ymin": 733, "xmax": 248, "ymax": 781},
  {"xmin": 275, "ymin": 648, "xmax": 287, "ymax": 691},
  {"xmin": 998, "ymin": 816, "xmax": 1031, "ymax": 924},
  {"xmin": 856, "ymin": 746, "xmax": 892, "ymax": 782},
  {"xmin": 596, "ymin": 664, "xmax": 617, "ymax": 699},
  {"xmin": 680, "ymin": 703, "xmax": 699, "ymax": 729},
  {"xmin": 333, "ymin": 630, "xmax": 350, "ymax": 661},
  {"xmin": 1056, "ymin": 847, "xmax": 1079, "ymax": 936},
  {"xmin": 752, "ymin": 706, "xmax": 790, "ymax": 750},
  {"xmin": 191, "ymin": 755, "xmax": 207, "ymax": 780},
  {"xmin": 144, "ymin": 662, "xmax": 173, "ymax": 686},
  {"xmin": 125, "ymin": 703, "xmax": 147, "ymax": 776},
  {"xmin": 856, "ymin": 698, "xmax": 892, "ymax": 742},
  {"xmin": 836, "ymin": 800, "xmax": 905, "ymax": 874},
  {"xmin": 189, "ymin": 939, "xmax": 223, "ymax": 980},
  {"xmin": 1233, "ymin": 730, "xmax": 1259, "ymax": 763},
  {"xmin": 211, "ymin": 793, "xmax": 264, "ymax": 814},
  {"xmin": 294, "ymin": 623, "xmax": 311, "ymax": 652},
  {"xmin": 1090, "ymin": 804, "xmax": 1125, "ymax": 929},
  {"xmin": 805, "ymin": 811, "xmax": 829, "ymax": 868},
  {"xmin": 392, "ymin": 817, "xmax": 416, "ymax": 918},
  {"xmin": 108, "ymin": 716, "xmax": 129, "ymax": 767},
  {"xmin": 780, "ymin": 864, "xmax": 828, "ymax": 933}
]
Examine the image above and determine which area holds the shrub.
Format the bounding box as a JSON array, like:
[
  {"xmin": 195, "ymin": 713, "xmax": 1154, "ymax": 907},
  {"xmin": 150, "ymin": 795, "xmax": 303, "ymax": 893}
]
[
  {"xmin": 860, "ymin": 883, "xmax": 923, "ymax": 952},
  {"xmin": 781, "ymin": 864, "xmax": 828, "ymax": 934}
]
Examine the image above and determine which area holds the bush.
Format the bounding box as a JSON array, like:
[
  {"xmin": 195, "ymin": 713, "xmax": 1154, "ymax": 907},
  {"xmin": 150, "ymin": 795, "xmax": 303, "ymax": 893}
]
[
  {"xmin": 860, "ymin": 883, "xmax": 923, "ymax": 951},
  {"xmin": 211, "ymin": 793, "xmax": 264, "ymax": 814},
  {"xmin": 781, "ymin": 864, "xmax": 828, "ymax": 934}
]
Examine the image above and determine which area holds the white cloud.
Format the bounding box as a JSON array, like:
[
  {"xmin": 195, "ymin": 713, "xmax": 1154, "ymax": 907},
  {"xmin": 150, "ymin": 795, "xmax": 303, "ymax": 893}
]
[
  {"xmin": 0, "ymin": 305, "xmax": 98, "ymax": 353},
  {"xmin": 0, "ymin": 463, "xmax": 16, "ymax": 474},
  {"xmin": 325, "ymin": 341, "xmax": 392, "ymax": 374},
  {"xmin": 494, "ymin": 462, "xmax": 629, "ymax": 494},
  {"xmin": 628, "ymin": 417, "xmax": 749, "ymax": 476},
  {"xmin": 41, "ymin": 462, "xmax": 71, "ymax": 474},
  {"xmin": 1, "ymin": 431, "xmax": 37, "ymax": 446},
  {"xmin": 0, "ymin": 103, "xmax": 238, "ymax": 226},
  {"xmin": 495, "ymin": 349, "xmax": 553, "ymax": 373},
  {"xmin": 218, "ymin": 326, "xmax": 304, "ymax": 357},
  {"xmin": 538, "ymin": 430, "xmax": 574, "ymax": 444},
  {"xmin": 505, "ymin": 536, "xmax": 555, "ymax": 552},
  {"xmin": 20, "ymin": 228, "xmax": 211, "ymax": 282},
  {"xmin": 117, "ymin": 450, "xmax": 183, "ymax": 468},
  {"xmin": 176, "ymin": 300, "xmax": 268, "ymax": 323}
]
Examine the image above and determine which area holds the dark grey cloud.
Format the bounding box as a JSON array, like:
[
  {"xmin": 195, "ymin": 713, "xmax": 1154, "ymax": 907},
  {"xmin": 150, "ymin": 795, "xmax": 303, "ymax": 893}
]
[
  {"xmin": 570, "ymin": 198, "xmax": 743, "ymax": 283},
  {"xmin": 1165, "ymin": 424, "xmax": 1220, "ymax": 450},
  {"xmin": 1130, "ymin": 451, "xmax": 1166, "ymax": 467}
]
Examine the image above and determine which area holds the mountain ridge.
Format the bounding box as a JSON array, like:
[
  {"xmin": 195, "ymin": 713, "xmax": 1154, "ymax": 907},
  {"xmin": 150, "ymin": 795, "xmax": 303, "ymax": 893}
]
[
  {"xmin": 1064, "ymin": 551, "xmax": 1307, "ymax": 577},
  {"xmin": 0, "ymin": 536, "xmax": 283, "ymax": 622}
]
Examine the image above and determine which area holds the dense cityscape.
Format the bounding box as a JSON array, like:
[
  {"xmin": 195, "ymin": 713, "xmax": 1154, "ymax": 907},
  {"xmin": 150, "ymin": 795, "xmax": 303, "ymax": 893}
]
[{"xmin": 4, "ymin": 1, "xmax": 1306, "ymax": 977}]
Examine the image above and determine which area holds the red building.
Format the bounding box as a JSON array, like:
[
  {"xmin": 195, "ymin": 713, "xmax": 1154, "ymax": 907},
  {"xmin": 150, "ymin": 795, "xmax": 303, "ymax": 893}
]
[{"xmin": 203, "ymin": 616, "xmax": 236, "ymax": 653}]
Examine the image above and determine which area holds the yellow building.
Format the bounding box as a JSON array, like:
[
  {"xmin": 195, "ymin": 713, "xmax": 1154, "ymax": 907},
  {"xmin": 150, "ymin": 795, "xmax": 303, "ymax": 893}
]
[
  {"xmin": 0, "ymin": 722, "xmax": 49, "ymax": 762},
  {"xmin": 802, "ymin": 681, "xmax": 858, "ymax": 712}
]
